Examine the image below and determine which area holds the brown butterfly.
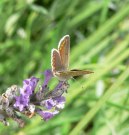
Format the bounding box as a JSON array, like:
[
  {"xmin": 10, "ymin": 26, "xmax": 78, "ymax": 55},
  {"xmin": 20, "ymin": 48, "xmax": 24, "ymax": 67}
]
[{"xmin": 51, "ymin": 35, "xmax": 93, "ymax": 81}]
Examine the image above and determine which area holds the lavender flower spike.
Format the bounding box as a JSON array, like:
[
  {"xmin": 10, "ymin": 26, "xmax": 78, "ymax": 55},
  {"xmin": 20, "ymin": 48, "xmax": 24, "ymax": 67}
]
[
  {"xmin": 42, "ymin": 69, "xmax": 53, "ymax": 87},
  {"xmin": 14, "ymin": 95, "xmax": 29, "ymax": 111},
  {"xmin": 0, "ymin": 69, "xmax": 70, "ymax": 127},
  {"xmin": 37, "ymin": 110, "xmax": 59, "ymax": 121},
  {"xmin": 22, "ymin": 76, "xmax": 39, "ymax": 96}
]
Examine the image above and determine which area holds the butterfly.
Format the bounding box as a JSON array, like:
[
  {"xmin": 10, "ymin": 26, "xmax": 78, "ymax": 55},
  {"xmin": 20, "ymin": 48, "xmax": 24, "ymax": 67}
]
[{"xmin": 51, "ymin": 35, "xmax": 93, "ymax": 81}]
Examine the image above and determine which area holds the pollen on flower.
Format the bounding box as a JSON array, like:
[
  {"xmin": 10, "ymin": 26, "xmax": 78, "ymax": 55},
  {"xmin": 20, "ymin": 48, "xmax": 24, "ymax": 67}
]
[{"xmin": 0, "ymin": 70, "xmax": 70, "ymax": 127}]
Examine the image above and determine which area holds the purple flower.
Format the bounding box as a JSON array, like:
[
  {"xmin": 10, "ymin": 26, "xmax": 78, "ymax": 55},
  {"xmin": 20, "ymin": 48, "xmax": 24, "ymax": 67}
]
[
  {"xmin": 20, "ymin": 87, "xmax": 32, "ymax": 96},
  {"xmin": 44, "ymin": 99, "xmax": 56, "ymax": 109},
  {"xmin": 0, "ymin": 69, "xmax": 70, "ymax": 127},
  {"xmin": 55, "ymin": 96, "xmax": 65, "ymax": 103},
  {"xmin": 37, "ymin": 110, "xmax": 59, "ymax": 121},
  {"xmin": 40, "ymin": 96, "xmax": 65, "ymax": 110},
  {"xmin": 22, "ymin": 77, "xmax": 39, "ymax": 96},
  {"xmin": 46, "ymin": 81, "xmax": 69, "ymax": 99},
  {"xmin": 54, "ymin": 96, "xmax": 65, "ymax": 109},
  {"xmin": 54, "ymin": 81, "xmax": 64, "ymax": 91},
  {"xmin": 42, "ymin": 70, "xmax": 53, "ymax": 88},
  {"xmin": 14, "ymin": 95, "xmax": 29, "ymax": 111},
  {"xmin": 30, "ymin": 77, "xmax": 39, "ymax": 88}
]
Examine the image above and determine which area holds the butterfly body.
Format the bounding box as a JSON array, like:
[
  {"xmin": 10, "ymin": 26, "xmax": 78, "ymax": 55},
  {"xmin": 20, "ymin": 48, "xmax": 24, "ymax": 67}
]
[{"xmin": 51, "ymin": 35, "xmax": 93, "ymax": 81}]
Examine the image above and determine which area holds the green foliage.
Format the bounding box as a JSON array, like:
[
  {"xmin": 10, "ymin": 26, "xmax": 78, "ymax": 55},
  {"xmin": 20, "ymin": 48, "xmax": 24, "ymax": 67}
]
[{"xmin": 0, "ymin": 0, "xmax": 129, "ymax": 135}]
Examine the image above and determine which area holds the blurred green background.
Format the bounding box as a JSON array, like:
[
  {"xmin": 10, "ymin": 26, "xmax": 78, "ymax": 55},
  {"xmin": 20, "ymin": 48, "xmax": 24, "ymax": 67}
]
[{"xmin": 0, "ymin": 0, "xmax": 129, "ymax": 135}]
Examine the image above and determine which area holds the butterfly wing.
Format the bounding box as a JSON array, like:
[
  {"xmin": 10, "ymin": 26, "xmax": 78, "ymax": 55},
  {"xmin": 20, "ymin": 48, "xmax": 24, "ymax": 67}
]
[
  {"xmin": 51, "ymin": 49, "xmax": 63, "ymax": 73},
  {"xmin": 70, "ymin": 69, "xmax": 93, "ymax": 76},
  {"xmin": 58, "ymin": 35, "xmax": 70, "ymax": 71},
  {"xmin": 58, "ymin": 70, "xmax": 93, "ymax": 77}
]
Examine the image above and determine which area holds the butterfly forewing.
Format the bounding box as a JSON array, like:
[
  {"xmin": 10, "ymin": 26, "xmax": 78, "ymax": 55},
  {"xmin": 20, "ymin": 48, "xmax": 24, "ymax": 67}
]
[{"xmin": 58, "ymin": 35, "xmax": 70, "ymax": 70}]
